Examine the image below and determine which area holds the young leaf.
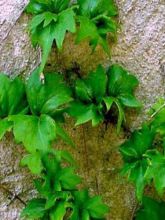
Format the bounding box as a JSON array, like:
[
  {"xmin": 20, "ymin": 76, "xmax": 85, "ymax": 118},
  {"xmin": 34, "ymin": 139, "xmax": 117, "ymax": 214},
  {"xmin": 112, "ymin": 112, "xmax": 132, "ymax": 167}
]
[
  {"xmin": 76, "ymin": 0, "xmax": 118, "ymax": 52},
  {"xmin": 26, "ymin": 1, "xmax": 76, "ymax": 72}
]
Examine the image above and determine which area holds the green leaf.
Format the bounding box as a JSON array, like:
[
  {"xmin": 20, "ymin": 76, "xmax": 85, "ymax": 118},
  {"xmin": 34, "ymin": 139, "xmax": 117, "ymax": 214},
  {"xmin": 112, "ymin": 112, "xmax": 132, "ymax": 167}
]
[
  {"xmin": 70, "ymin": 64, "xmax": 140, "ymax": 128},
  {"xmin": 76, "ymin": 16, "xmax": 107, "ymax": 52},
  {"xmin": 78, "ymin": 0, "xmax": 118, "ymax": 18},
  {"xmin": 31, "ymin": 23, "xmax": 57, "ymax": 72},
  {"xmin": 129, "ymin": 160, "xmax": 148, "ymax": 201},
  {"xmin": 145, "ymin": 153, "xmax": 165, "ymax": 196},
  {"xmin": 76, "ymin": 0, "xmax": 118, "ymax": 52},
  {"xmin": 53, "ymin": 8, "xmax": 76, "ymax": 50},
  {"xmin": 114, "ymin": 99, "xmax": 125, "ymax": 133},
  {"xmin": 75, "ymin": 65, "xmax": 107, "ymax": 103},
  {"xmin": 29, "ymin": 7, "xmax": 76, "ymax": 72},
  {"xmin": 0, "ymin": 118, "xmax": 13, "ymax": 140},
  {"xmin": 58, "ymin": 167, "xmax": 82, "ymax": 190},
  {"xmin": 45, "ymin": 191, "xmax": 72, "ymax": 210},
  {"xmin": 0, "ymin": 73, "xmax": 28, "ymax": 118},
  {"xmin": 91, "ymin": 107, "xmax": 104, "ymax": 126},
  {"xmin": 85, "ymin": 65, "xmax": 107, "ymax": 102},
  {"xmin": 75, "ymin": 80, "xmax": 92, "ymax": 102},
  {"xmin": 68, "ymin": 102, "xmax": 95, "ymax": 125},
  {"xmin": 119, "ymin": 94, "xmax": 141, "ymax": 108},
  {"xmin": 41, "ymin": 152, "xmax": 81, "ymax": 192},
  {"xmin": 26, "ymin": 69, "xmax": 72, "ymax": 120},
  {"xmin": 135, "ymin": 197, "xmax": 165, "ymax": 220},
  {"xmin": 120, "ymin": 126, "xmax": 154, "ymax": 161},
  {"xmin": 10, "ymin": 114, "xmax": 56, "ymax": 153},
  {"xmin": 29, "ymin": 13, "xmax": 46, "ymax": 30},
  {"xmin": 72, "ymin": 190, "xmax": 109, "ymax": 219},
  {"xmin": 26, "ymin": 0, "xmax": 47, "ymax": 14},
  {"xmin": 43, "ymin": 12, "xmax": 57, "ymax": 27},
  {"xmin": 103, "ymin": 96, "xmax": 113, "ymax": 111},
  {"xmin": 120, "ymin": 126, "xmax": 155, "ymax": 200},
  {"xmin": 54, "ymin": 150, "xmax": 76, "ymax": 166},
  {"xmin": 86, "ymin": 196, "xmax": 109, "ymax": 218},
  {"xmin": 107, "ymin": 64, "xmax": 141, "ymax": 107},
  {"xmin": 20, "ymin": 151, "xmax": 43, "ymax": 174},
  {"xmin": 50, "ymin": 202, "xmax": 67, "ymax": 220},
  {"xmin": 21, "ymin": 198, "xmax": 46, "ymax": 219}
]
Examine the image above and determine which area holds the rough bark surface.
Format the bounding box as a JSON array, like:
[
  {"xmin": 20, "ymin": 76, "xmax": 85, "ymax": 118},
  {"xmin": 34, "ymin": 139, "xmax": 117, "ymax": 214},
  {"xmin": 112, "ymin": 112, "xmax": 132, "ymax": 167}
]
[{"xmin": 0, "ymin": 0, "xmax": 165, "ymax": 220}]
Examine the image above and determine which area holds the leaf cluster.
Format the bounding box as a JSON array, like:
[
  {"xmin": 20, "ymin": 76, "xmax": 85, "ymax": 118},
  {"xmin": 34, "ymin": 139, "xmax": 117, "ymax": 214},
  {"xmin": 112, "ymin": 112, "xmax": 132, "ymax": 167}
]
[
  {"xmin": 68, "ymin": 64, "xmax": 141, "ymax": 133},
  {"xmin": 76, "ymin": 0, "xmax": 118, "ymax": 53},
  {"xmin": 120, "ymin": 99, "xmax": 165, "ymax": 201},
  {"xmin": 26, "ymin": 0, "xmax": 119, "ymax": 72},
  {"xmin": 0, "ymin": 70, "xmax": 73, "ymax": 156},
  {"xmin": 21, "ymin": 150, "xmax": 109, "ymax": 220},
  {"xmin": 0, "ymin": 71, "xmax": 109, "ymax": 219},
  {"xmin": 26, "ymin": 0, "xmax": 76, "ymax": 72}
]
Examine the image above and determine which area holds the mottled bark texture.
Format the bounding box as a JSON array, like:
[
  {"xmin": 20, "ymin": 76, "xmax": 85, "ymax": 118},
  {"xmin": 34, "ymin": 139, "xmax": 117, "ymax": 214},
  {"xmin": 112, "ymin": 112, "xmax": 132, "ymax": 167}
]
[{"xmin": 0, "ymin": 0, "xmax": 165, "ymax": 219}]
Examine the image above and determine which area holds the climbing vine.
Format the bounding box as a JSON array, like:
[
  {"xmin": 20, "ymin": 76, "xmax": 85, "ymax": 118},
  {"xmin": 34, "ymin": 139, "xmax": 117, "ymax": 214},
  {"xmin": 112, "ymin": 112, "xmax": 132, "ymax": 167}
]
[
  {"xmin": 0, "ymin": 0, "xmax": 164, "ymax": 219},
  {"xmin": 120, "ymin": 99, "xmax": 165, "ymax": 218},
  {"xmin": 26, "ymin": 0, "xmax": 118, "ymax": 72}
]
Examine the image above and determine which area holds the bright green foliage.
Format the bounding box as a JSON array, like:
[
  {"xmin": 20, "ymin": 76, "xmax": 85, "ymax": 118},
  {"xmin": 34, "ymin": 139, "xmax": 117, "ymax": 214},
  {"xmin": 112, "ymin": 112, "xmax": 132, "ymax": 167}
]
[
  {"xmin": 120, "ymin": 125, "xmax": 155, "ymax": 201},
  {"xmin": 26, "ymin": 68, "xmax": 72, "ymax": 121},
  {"xmin": 21, "ymin": 150, "xmax": 109, "ymax": 220},
  {"xmin": 0, "ymin": 73, "xmax": 28, "ymax": 139},
  {"xmin": 10, "ymin": 114, "xmax": 56, "ymax": 153},
  {"xmin": 68, "ymin": 64, "xmax": 140, "ymax": 132},
  {"xmin": 21, "ymin": 151, "xmax": 44, "ymax": 174},
  {"xmin": 26, "ymin": 0, "xmax": 76, "ymax": 72},
  {"xmin": 0, "ymin": 70, "xmax": 74, "ymax": 153},
  {"xmin": 145, "ymin": 152, "xmax": 165, "ymax": 196},
  {"xmin": 135, "ymin": 197, "xmax": 165, "ymax": 220},
  {"xmin": 76, "ymin": 0, "xmax": 118, "ymax": 53},
  {"xmin": 120, "ymin": 100, "xmax": 165, "ymax": 201},
  {"xmin": 71, "ymin": 190, "xmax": 109, "ymax": 219},
  {"xmin": 25, "ymin": 68, "xmax": 74, "ymax": 146}
]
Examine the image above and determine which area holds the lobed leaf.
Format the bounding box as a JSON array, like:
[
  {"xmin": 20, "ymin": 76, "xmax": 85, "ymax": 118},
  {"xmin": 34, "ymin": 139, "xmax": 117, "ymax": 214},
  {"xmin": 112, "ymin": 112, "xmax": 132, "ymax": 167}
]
[{"xmin": 10, "ymin": 114, "xmax": 56, "ymax": 153}]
